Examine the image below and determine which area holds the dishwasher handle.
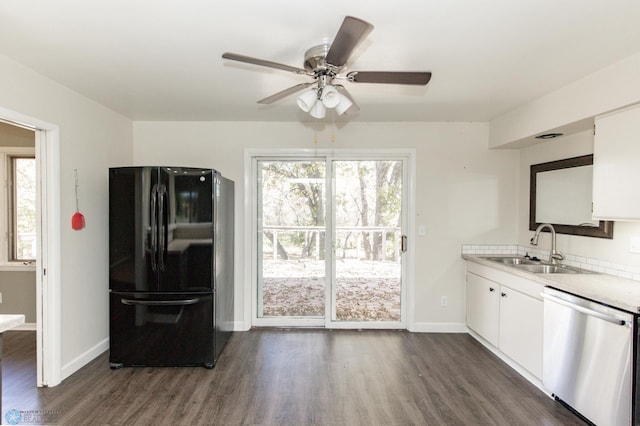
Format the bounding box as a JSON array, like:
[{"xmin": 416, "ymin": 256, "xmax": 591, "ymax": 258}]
[{"xmin": 541, "ymin": 293, "xmax": 627, "ymax": 326}]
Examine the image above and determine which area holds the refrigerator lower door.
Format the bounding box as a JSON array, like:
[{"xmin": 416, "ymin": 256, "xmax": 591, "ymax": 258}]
[{"xmin": 109, "ymin": 291, "xmax": 214, "ymax": 368}]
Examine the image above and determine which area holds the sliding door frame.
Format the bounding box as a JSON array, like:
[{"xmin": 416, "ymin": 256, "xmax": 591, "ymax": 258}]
[{"xmin": 244, "ymin": 148, "xmax": 416, "ymax": 330}]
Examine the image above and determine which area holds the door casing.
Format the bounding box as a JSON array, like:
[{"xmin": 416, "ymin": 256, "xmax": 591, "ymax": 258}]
[{"xmin": 0, "ymin": 107, "xmax": 60, "ymax": 387}]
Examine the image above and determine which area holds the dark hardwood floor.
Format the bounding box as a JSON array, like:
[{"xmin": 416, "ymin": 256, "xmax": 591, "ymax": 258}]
[{"xmin": 2, "ymin": 330, "xmax": 583, "ymax": 425}]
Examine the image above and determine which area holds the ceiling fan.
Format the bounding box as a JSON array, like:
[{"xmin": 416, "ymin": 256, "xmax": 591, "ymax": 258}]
[{"xmin": 221, "ymin": 16, "xmax": 432, "ymax": 118}]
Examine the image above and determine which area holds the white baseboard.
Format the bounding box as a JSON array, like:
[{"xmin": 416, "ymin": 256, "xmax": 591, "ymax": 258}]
[
  {"xmin": 233, "ymin": 321, "xmax": 250, "ymax": 331},
  {"xmin": 12, "ymin": 322, "xmax": 37, "ymax": 331},
  {"xmin": 61, "ymin": 337, "xmax": 109, "ymax": 382},
  {"xmin": 409, "ymin": 322, "xmax": 468, "ymax": 333},
  {"xmin": 234, "ymin": 321, "xmax": 468, "ymax": 333}
]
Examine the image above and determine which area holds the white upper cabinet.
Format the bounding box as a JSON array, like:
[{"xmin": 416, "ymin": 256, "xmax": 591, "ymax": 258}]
[{"xmin": 593, "ymin": 104, "xmax": 640, "ymax": 220}]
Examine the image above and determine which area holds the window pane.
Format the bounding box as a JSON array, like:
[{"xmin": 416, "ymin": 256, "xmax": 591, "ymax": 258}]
[{"xmin": 13, "ymin": 157, "xmax": 37, "ymax": 260}]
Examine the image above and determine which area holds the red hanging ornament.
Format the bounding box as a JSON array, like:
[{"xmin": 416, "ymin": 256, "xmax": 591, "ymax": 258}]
[{"xmin": 72, "ymin": 169, "xmax": 85, "ymax": 230}]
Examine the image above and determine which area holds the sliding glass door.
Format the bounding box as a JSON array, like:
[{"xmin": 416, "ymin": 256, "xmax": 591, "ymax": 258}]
[
  {"xmin": 257, "ymin": 160, "xmax": 327, "ymax": 324},
  {"xmin": 332, "ymin": 160, "xmax": 403, "ymax": 324},
  {"xmin": 254, "ymin": 154, "xmax": 407, "ymax": 328}
]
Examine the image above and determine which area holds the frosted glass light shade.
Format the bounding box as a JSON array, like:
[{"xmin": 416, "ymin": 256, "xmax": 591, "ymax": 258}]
[
  {"xmin": 297, "ymin": 88, "xmax": 318, "ymax": 112},
  {"xmin": 321, "ymin": 85, "xmax": 340, "ymax": 108},
  {"xmin": 309, "ymin": 100, "xmax": 326, "ymax": 119},
  {"xmin": 334, "ymin": 93, "xmax": 353, "ymax": 115}
]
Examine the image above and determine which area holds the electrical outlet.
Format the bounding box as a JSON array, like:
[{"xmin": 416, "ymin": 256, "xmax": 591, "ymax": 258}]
[{"xmin": 440, "ymin": 296, "xmax": 448, "ymax": 307}]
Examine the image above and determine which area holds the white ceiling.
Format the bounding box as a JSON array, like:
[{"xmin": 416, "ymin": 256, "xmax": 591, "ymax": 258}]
[{"xmin": 1, "ymin": 1, "xmax": 639, "ymax": 123}]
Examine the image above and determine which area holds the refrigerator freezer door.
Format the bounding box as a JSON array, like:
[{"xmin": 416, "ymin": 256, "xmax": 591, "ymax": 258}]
[{"xmin": 109, "ymin": 291, "xmax": 214, "ymax": 367}]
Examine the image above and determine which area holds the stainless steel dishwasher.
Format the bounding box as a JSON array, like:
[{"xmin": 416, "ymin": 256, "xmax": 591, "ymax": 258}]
[{"xmin": 542, "ymin": 286, "xmax": 638, "ymax": 426}]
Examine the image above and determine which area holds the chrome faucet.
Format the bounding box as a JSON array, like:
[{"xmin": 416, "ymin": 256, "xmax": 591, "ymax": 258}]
[{"xmin": 530, "ymin": 223, "xmax": 564, "ymax": 264}]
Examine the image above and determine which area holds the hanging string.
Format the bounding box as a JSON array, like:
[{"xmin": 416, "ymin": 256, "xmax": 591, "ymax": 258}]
[
  {"xmin": 71, "ymin": 169, "xmax": 86, "ymax": 230},
  {"xmin": 74, "ymin": 169, "xmax": 80, "ymax": 212}
]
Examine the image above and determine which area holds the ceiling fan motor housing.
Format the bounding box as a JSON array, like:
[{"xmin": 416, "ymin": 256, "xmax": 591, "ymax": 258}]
[{"xmin": 304, "ymin": 44, "xmax": 341, "ymax": 78}]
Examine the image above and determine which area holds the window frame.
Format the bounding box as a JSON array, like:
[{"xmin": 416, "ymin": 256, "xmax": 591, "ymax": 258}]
[{"xmin": 0, "ymin": 147, "xmax": 36, "ymax": 270}]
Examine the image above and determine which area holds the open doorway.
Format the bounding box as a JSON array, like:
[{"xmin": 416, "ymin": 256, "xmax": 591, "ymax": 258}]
[
  {"xmin": 0, "ymin": 109, "xmax": 60, "ymax": 388},
  {"xmin": 0, "ymin": 122, "xmax": 36, "ymax": 328},
  {"xmin": 0, "ymin": 121, "xmax": 38, "ymax": 407}
]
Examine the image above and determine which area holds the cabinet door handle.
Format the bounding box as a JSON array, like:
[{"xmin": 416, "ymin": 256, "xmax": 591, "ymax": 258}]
[
  {"xmin": 501, "ymin": 292, "xmax": 507, "ymax": 297},
  {"xmin": 489, "ymin": 287, "xmax": 495, "ymax": 292}
]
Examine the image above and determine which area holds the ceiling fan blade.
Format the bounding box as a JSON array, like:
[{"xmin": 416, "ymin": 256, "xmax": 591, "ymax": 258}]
[
  {"xmin": 257, "ymin": 82, "xmax": 314, "ymax": 104},
  {"xmin": 325, "ymin": 16, "xmax": 374, "ymax": 67},
  {"xmin": 222, "ymin": 52, "xmax": 310, "ymax": 75},
  {"xmin": 347, "ymin": 71, "xmax": 432, "ymax": 85},
  {"xmin": 334, "ymin": 85, "xmax": 360, "ymax": 114}
]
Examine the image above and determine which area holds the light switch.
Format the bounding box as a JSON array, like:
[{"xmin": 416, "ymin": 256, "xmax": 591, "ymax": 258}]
[
  {"xmin": 418, "ymin": 225, "xmax": 426, "ymax": 236},
  {"xmin": 630, "ymin": 236, "xmax": 640, "ymax": 254}
]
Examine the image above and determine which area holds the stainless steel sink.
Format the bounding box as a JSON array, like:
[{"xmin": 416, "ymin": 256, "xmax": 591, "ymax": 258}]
[
  {"xmin": 514, "ymin": 264, "xmax": 586, "ymax": 274},
  {"xmin": 483, "ymin": 256, "xmax": 538, "ymax": 265},
  {"xmin": 481, "ymin": 256, "xmax": 592, "ymax": 274}
]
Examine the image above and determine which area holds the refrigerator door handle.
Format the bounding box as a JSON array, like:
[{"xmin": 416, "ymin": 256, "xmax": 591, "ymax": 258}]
[
  {"xmin": 158, "ymin": 184, "xmax": 167, "ymax": 271},
  {"xmin": 150, "ymin": 184, "xmax": 159, "ymax": 272},
  {"xmin": 120, "ymin": 297, "xmax": 201, "ymax": 306}
]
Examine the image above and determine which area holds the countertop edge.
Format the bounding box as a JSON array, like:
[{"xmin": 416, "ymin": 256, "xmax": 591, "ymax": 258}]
[{"xmin": 463, "ymin": 254, "xmax": 640, "ymax": 314}]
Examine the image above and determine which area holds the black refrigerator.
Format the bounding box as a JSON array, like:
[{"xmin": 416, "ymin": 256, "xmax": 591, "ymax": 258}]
[{"xmin": 108, "ymin": 166, "xmax": 234, "ymax": 368}]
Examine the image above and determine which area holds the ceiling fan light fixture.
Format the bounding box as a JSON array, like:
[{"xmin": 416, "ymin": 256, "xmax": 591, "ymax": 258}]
[
  {"xmin": 309, "ymin": 99, "xmax": 326, "ymax": 119},
  {"xmin": 296, "ymin": 88, "xmax": 318, "ymax": 112},
  {"xmin": 320, "ymin": 85, "xmax": 340, "ymax": 108},
  {"xmin": 334, "ymin": 92, "xmax": 353, "ymax": 115}
]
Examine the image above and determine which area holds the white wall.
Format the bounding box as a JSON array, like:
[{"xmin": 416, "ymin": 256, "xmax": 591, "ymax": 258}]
[
  {"xmin": 133, "ymin": 121, "xmax": 519, "ymax": 330},
  {"xmin": 518, "ymin": 129, "xmax": 640, "ymax": 267},
  {"xmin": 0, "ymin": 54, "xmax": 133, "ymax": 382}
]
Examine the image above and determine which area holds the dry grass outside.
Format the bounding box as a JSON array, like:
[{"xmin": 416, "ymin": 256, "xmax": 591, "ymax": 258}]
[{"xmin": 261, "ymin": 259, "xmax": 401, "ymax": 321}]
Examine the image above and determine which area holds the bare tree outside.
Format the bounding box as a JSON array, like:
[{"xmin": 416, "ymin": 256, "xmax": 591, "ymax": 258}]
[
  {"xmin": 13, "ymin": 157, "xmax": 37, "ymax": 260},
  {"xmin": 258, "ymin": 159, "xmax": 402, "ymax": 321}
]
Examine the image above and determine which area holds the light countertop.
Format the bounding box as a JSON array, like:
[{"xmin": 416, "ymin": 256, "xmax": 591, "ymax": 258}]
[
  {"xmin": 463, "ymin": 255, "xmax": 640, "ymax": 314},
  {"xmin": 0, "ymin": 314, "xmax": 25, "ymax": 333}
]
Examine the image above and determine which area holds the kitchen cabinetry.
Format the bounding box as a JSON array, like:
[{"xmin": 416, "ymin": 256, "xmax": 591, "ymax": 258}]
[
  {"xmin": 466, "ymin": 273, "xmax": 499, "ymax": 347},
  {"xmin": 498, "ymin": 285, "xmax": 542, "ymax": 378},
  {"xmin": 593, "ymin": 104, "xmax": 640, "ymax": 220},
  {"xmin": 465, "ymin": 262, "xmax": 543, "ymax": 379}
]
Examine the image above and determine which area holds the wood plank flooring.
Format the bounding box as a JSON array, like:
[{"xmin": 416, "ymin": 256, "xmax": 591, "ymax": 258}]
[{"xmin": 2, "ymin": 330, "xmax": 584, "ymax": 425}]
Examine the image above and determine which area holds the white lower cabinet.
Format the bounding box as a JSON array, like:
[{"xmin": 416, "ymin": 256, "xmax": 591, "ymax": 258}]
[
  {"xmin": 466, "ymin": 272, "xmax": 499, "ymax": 346},
  {"xmin": 465, "ymin": 262, "xmax": 543, "ymax": 379},
  {"xmin": 498, "ymin": 286, "xmax": 543, "ymax": 378}
]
